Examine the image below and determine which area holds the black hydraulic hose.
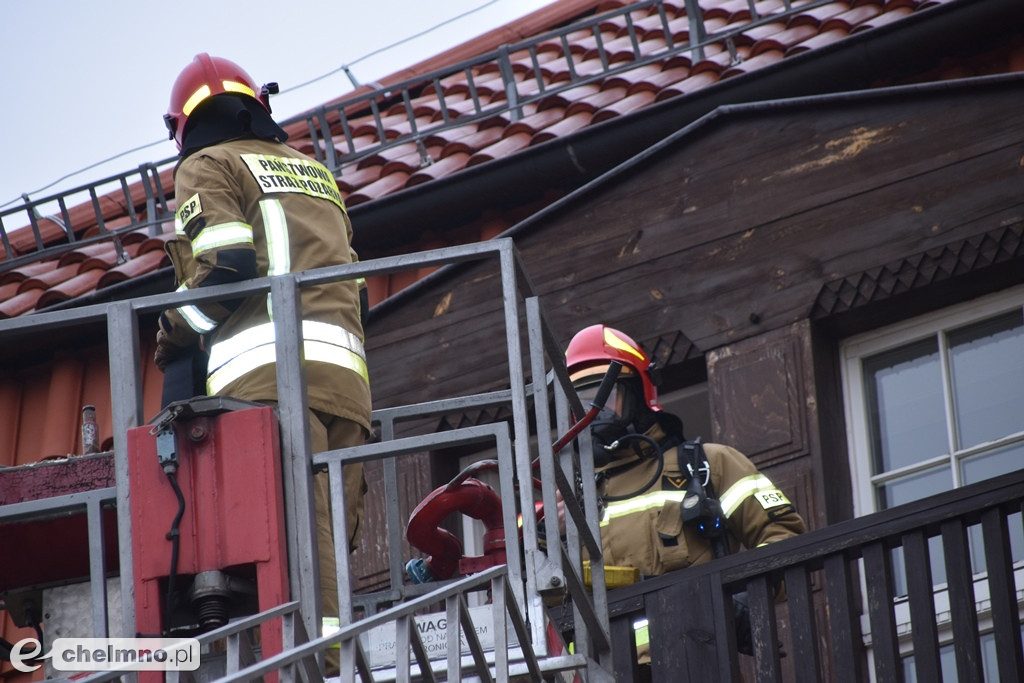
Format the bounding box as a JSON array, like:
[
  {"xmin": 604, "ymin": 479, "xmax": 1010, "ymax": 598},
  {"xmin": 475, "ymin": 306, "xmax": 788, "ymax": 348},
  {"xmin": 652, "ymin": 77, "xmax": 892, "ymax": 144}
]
[{"xmin": 164, "ymin": 469, "xmax": 186, "ymax": 635}]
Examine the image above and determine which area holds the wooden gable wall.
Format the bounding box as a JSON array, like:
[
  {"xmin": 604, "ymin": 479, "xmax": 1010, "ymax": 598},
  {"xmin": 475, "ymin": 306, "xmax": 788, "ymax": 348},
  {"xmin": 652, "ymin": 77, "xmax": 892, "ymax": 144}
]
[{"xmin": 363, "ymin": 74, "xmax": 1024, "ymax": 531}]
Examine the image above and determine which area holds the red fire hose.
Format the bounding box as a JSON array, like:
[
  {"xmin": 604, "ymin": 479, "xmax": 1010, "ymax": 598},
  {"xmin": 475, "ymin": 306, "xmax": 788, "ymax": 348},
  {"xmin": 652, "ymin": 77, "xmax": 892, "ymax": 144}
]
[{"xmin": 405, "ymin": 362, "xmax": 622, "ymax": 582}]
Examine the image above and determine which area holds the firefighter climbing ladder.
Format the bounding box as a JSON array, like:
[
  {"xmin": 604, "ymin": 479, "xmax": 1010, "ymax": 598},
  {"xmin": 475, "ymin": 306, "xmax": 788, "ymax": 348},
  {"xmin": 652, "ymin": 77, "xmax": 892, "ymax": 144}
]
[{"xmin": 0, "ymin": 238, "xmax": 615, "ymax": 682}]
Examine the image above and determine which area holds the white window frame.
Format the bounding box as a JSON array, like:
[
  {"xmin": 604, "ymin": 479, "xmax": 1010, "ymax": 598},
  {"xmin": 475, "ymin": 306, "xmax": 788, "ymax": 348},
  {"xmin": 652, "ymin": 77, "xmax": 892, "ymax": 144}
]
[{"xmin": 841, "ymin": 284, "xmax": 1024, "ymax": 518}]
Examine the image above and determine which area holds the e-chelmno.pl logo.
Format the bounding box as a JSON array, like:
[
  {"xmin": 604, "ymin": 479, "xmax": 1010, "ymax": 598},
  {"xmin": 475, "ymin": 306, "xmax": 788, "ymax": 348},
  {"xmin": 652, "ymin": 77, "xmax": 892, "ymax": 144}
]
[{"xmin": 9, "ymin": 637, "xmax": 200, "ymax": 673}]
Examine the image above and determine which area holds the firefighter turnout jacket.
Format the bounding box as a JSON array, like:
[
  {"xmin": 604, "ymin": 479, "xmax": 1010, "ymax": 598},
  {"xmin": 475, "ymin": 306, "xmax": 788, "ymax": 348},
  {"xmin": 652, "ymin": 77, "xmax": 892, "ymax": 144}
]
[
  {"xmin": 597, "ymin": 424, "xmax": 805, "ymax": 577},
  {"xmin": 159, "ymin": 138, "xmax": 371, "ymax": 430}
]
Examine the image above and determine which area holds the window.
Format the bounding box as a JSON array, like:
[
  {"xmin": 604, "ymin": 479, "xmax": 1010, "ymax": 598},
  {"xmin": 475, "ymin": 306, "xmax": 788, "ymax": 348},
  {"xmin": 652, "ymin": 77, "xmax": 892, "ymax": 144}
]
[
  {"xmin": 842, "ymin": 287, "xmax": 1024, "ymax": 681},
  {"xmin": 843, "ymin": 287, "xmax": 1024, "ymax": 516}
]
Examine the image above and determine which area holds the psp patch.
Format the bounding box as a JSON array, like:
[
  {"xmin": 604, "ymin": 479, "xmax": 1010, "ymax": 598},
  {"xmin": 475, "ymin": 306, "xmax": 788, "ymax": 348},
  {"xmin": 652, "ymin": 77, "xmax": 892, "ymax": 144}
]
[
  {"xmin": 754, "ymin": 489, "xmax": 791, "ymax": 509},
  {"xmin": 175, "ymin": 193, "xmax": 203, "ymax": 234}
]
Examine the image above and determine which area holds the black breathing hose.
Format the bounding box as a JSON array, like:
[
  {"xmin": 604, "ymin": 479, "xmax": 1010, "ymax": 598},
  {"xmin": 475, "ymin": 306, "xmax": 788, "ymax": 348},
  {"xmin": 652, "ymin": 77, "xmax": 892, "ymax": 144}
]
[{"xmin": 599, "ymin": 433, "xmax": 665, "ymax": 502}]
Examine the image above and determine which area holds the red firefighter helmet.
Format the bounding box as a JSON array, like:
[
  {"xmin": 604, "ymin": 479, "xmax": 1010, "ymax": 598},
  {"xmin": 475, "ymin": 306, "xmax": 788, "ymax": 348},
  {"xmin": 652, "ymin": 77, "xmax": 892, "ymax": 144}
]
[
  {"xmin": 164, "ymin": 53, "xmax": 271, "ymax": 150},
  {"xmin": 565, "ymin": 324, "xmax": 662, "ymax": 411}
]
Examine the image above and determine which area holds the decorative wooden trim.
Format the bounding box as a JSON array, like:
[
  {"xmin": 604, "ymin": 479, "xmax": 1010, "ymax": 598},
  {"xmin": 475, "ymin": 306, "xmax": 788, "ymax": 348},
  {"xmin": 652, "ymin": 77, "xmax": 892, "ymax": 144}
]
[
  {"xmin": 811, "ymin": 224, "xmax": 1024, "ymax": 319},
  {"xmin": 644, "ymin": 329, "xmax": 703, "ymax": 371}
]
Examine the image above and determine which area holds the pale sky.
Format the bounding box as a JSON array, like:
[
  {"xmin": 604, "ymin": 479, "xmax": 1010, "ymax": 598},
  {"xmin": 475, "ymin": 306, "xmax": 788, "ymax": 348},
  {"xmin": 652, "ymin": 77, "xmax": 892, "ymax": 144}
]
[{"xmin": 0, "ymin": 0, "xmax": 555, "ymax": 210}]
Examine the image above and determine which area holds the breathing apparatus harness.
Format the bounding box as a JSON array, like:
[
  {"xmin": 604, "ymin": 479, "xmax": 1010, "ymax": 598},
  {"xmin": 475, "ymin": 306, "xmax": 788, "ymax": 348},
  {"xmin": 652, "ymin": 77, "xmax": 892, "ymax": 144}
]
[
  {"xmin": 676, "ymin": 437, "xmax": 729, "ymax": 559},
  {"xmin": 593, "ymin": 407, "xmax": 729, "ymax": 558}
]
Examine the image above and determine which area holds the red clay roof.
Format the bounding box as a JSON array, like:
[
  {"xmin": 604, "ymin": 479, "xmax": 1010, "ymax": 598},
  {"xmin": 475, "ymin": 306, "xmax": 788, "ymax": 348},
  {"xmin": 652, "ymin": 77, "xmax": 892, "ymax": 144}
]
[{"xmin": 0, "ymin": 0, "xmax": 1020, "ymax": 318}]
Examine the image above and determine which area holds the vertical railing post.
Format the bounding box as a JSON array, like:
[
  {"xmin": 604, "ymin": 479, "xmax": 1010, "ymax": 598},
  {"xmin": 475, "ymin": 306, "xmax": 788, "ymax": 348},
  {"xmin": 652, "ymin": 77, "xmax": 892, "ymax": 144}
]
[
  {"xmin": 685, "ymin": 0, "xmax": 708, "ymax": 61},
  {"xmin": 526, "ymin": 297, "xmax": 562, "ymax": 581},
  {"xmin": 497, "ymin": 240, "xmax": 547, "ymax": 654},
  {"xmin": 86, "ymin": 495, "xmax": 110, "ymax": 638},
  {"xmin": 497, "ymin": 45, "xmax": 521, "ymax": 123},
  {"xmin": 107, "ymin": 300, "xmax": 142, "ymax": 678},
  {"xmin": 271, "ymin": 275, "xmax": 322, "ymax": 654}
]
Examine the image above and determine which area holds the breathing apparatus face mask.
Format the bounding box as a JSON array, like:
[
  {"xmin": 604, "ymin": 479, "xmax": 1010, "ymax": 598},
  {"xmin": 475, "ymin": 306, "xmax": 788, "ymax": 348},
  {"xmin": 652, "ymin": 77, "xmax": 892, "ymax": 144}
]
[{"xmin": 575, "ymin": 375, "xmax": 647, "ymax": 467}]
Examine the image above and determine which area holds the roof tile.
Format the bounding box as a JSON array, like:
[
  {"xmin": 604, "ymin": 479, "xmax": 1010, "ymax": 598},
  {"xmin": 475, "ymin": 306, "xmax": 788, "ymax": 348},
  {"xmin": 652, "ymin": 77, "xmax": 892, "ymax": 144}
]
[
  {"xmin": 134, "ymin": 232, "xmax": 175, "ymax": 255},
  {"xmin": 692, "ymin": 46, "xmax": 752, "ymax": 76},
  {"xmin": 36, "ymin": 268, "xmax": 106, "ymax": 309},
  {"xmin": 821, "ymin": 4, "xmax": 885, "ymax": 32},
  {"xmin": 625, "ymin": 65, "xmax": 692, "ymax": 94},
  {"xmin": 4, "ymin": 219, "xmax": 67, "ymax": 258},
  {"xmin": 0, "ymin": 289, "xmax": 44, "ymax": 319},
  {"xmin": 567, "ymin": 85, "xmax": 629, "ymax": 115},
  {"xmin": 504, "ymin": 107, "xmax": 567, "ymax": 137},
  {"xmin": 406, "ymin": 152, "xmax": 472, "ymax": 187},
  {"xmin": 1, "ymin": 260, "xmax": 59, "ymax": 286},
  {"xmin": 851, "ymin": 6, "xmax": 913, "ymax": 32},
  {"xmin": 653, "ymin": 70, "xmax": 720, "ymax": 101},
  {"xmin": 603, "ymin": 62, "xmax": 673, "ymax": 90},
  {"xmin": 743, "ymin": 21, "xmax": 791, "ymax": 44},
  {"xmin": 723, "ymin": 49, "xmax": 786, "ymax": 78},
  {"xmin": 19, "ymin": 262, "xmax": 81, "ymax": 292},
  {"xmin": 79, "ymin": 248, "xmax": 130, "ymax": 273},
  {"xmin": 628, "ymin": 13, "xmax": 690, "ymax": 42},
  {"xmin": 465, "ymin": 132, "xmax": 533, "ymax": 167},
  {"xmin": 788, "ymin": 2, "xmax": 852, "ymax": 27},
  {"xmin": 98, "ymin": 249, "xmax": 169, "ymax": 289},
  {"xmin": 538, "ymin": 83, "xmax": 603, "ymax": 111},
  {"xmin": 582, "ymin": 33, "xmax": 644, "ymax": 63},
  {"xmin": 380, "ymin": 143, "xmax": 443, "ymax": 176},
  {"xmin": 531, "ymin": 111, "xmax": 594, "ymax": 144},
  {"xmin": 786, "ymin": 27, "xmax": 850, "ymax": 56},
  {"xmin": 592, "ymin": 89, "xmax": 657, "ymax": 122},
  {"xmin": 58, "ymin": 241, "xmax": 123, "ymax": 268},
  {"xmin": 346, "ymin": 171, "xmax": 412, "ymax": 207},
  {"xmin": 336, "ymin": 164, "xmax": 388, "ymax": 194},
  {"xmin": 438, "ymin": 126, "xmax": 505, "ymax": 157},
  {"xmin": 750, "ymin": 24, "xmax": 820, "ymax": 56},
  {"xmin": 0, "ymin": 281, "xmax": 19, "ymax": 302}
]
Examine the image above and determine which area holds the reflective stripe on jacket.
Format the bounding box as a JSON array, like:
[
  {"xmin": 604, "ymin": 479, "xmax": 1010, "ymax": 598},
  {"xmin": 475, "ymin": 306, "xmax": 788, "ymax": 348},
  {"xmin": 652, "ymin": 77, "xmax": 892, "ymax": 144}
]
[{"xmin": 206, "ymin": 320, "xmax": 368, "ymax": 395}]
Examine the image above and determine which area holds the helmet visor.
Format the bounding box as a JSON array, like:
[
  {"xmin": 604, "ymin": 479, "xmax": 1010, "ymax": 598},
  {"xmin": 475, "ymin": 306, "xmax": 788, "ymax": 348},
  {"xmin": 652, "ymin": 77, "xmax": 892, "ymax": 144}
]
[{"xmin": 572, "ymin": 364, "xmax": 639, "ymax": 421}]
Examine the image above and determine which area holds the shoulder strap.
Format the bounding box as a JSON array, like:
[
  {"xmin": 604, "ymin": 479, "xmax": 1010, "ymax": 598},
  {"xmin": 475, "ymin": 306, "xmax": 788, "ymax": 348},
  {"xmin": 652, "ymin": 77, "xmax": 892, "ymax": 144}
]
[{"xmin": 678, "ymin": 436, "xmax": 716, "ymax": 499}]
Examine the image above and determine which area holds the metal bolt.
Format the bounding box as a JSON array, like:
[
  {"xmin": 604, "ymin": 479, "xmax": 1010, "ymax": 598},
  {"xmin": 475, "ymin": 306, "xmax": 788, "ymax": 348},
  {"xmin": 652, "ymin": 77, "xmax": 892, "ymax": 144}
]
[
  {"xmin": 549, "ymin": 576, "xmax": 562, "ymax": 587},
  {"xmin": 189, "ymin": 425, "xmax": 207, "ymax": 441}
]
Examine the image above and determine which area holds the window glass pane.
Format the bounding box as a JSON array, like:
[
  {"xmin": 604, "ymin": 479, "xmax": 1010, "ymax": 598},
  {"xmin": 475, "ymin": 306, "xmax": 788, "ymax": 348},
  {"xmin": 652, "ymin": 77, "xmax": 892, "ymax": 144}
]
[
  {"xmin": 864, "ymin": 338, "xmax": 947, "ymax": 474},
  {"xmin": 902, "ymin": 642, "xmax": 962, "ymax": 682},
  {"xmin": 948, "ymin": 310, "xmax": 1024, "ymax": 449},
  {"xmin": 961, "ymin": 440, "xmax": 1024, "ymax": 485},
  {"xmin": 981, "ymin": 632, "xmax": 999, "ymax": 683},
  {"xmin": 877, "ymin": 466, "xmax": 952, "ymax": 510},
  {"xmin": 890, "ymin": 535, "xmax": 946, "ymax": 597}
]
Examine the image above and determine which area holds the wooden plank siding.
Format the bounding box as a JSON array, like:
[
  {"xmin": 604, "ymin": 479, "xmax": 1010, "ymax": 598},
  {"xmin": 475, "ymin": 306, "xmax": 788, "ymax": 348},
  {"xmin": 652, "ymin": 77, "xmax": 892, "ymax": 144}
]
[{"xmin": 363, "ymin": 74, "xmax": 1024, "ymax": 549}]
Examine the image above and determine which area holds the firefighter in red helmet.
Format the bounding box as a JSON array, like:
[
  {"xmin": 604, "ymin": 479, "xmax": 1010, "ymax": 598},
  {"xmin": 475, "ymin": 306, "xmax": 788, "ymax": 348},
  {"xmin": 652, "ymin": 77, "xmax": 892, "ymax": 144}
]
[
  {"xmin": 566, "ymin": 324, "xmax": 805, "ymax": 668},
  {"xmin": 156, "ymin": 54, "xmax": 369, "ymax": 671}
]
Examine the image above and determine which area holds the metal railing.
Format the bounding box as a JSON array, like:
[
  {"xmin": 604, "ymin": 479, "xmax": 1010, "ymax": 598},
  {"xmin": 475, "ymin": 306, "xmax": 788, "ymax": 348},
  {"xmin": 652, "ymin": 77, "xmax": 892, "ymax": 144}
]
[
  {"xmin": 0, "ymin": 237, "xmax": 615, "ymax": 681},
  {"xmin": 298, "ymin": 0, "xmax": 836, "ymax": 173},
  {"xmin": 0, "ymin": 0, "xmax": 873, "ymax": 271},
  {"xmin": 0, "ymin": 487, "xmax": 118, "ymax": 640}
]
